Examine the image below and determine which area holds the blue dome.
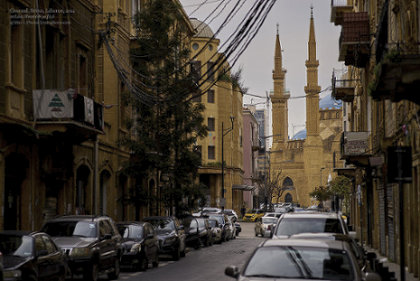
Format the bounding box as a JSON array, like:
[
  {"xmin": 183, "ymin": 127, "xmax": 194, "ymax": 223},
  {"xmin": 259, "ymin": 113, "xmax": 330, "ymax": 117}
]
[
  {"xmin": 319, "ymin": 94, "xmax": 342, "ymax": 110},
  {"xmin": 292, "ymin": 128, "xmax": 307, "ymax": 140}
]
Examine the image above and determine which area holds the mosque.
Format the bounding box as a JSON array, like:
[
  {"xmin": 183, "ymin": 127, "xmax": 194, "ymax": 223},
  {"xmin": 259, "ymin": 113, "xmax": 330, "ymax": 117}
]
[{"xmin": 269, "ymin": 8, "xmax": 344, "ymax": 207}]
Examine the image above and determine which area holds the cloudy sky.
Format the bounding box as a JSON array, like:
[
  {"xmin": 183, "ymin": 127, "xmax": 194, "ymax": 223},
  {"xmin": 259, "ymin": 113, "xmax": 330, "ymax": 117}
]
[{"xmin": 180, "ymin": 0, "xmax": 345, "ymax": 138}]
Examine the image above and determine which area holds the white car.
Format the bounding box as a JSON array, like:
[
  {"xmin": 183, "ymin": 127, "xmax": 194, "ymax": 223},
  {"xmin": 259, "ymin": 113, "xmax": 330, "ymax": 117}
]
[
  {"xmin": 272, "ymin": 212, "xmax": 350, "ymax": 239},
  {"xmin": 255, "ymin": 217, "xmax": 278, "ymax": 237},
  {"xmin": 225, "ymin": 238, "xmax": 381, "ymax": 281}
]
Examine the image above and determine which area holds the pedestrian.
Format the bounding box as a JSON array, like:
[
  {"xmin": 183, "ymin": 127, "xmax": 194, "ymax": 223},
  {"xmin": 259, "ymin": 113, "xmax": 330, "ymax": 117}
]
[{"xmin": 241, "ymin": 204, "xmax": 246, "ymax": 220}]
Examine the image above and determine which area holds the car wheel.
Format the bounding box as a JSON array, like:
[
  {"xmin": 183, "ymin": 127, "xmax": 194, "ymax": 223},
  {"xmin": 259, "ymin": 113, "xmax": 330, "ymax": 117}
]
[
  {"xmin": 152, "ymin": 255, "xmax": 159, "ymax": 268},
  {"xmin": 27, "ymin": 274, "xmax": 37, "ymax": 281},
  {"xmin": 172, "ymin": 246, "xmax": 181, "ymax": 261},
  {"xmin": 139, "ymin": 255, "xmax": 148, "ymax": 271},
  {"xmin": 108, "ymin": 257, "xmax": 120, "ymax": 280},
  {"xmin": 83, "ymin": 262, "xmax": 99, "ymax": 281}
]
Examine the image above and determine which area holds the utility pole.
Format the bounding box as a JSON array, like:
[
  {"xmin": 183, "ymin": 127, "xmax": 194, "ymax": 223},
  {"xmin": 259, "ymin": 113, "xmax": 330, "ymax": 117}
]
[{"xmin": 221, "ymin": 116, "xmax": 234, "ymax": 211}]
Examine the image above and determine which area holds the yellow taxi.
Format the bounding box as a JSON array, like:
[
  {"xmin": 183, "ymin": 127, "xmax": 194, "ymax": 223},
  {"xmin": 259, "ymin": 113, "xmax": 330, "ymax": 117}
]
[{"xmin": 242, "ymin": 209, "xmax": 265, "ymax": 222}]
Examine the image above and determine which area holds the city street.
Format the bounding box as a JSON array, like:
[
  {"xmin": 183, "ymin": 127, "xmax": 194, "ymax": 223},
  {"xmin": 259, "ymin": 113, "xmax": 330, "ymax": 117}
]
[{"xmin": 114, "ymin": 222, "xmax": 261, "ymax": 281}]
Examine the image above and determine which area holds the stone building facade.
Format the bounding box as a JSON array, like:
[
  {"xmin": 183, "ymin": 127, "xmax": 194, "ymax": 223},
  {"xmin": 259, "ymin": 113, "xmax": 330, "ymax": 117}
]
[
  {"xmin": 269, "ymin": 10, "xmax": 344, "ymax": 207},
  {"xmin": 330, "ymin": 0, "xmax": 420, "ymax": 277}
]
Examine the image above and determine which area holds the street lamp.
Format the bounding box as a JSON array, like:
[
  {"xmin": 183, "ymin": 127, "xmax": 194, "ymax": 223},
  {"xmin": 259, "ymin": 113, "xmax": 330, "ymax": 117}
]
[
  {"xmin": 320, "ymin": 167, "xmax": 326, "ymax": 186},
  {"xmin": 221, "ymin": 116, "xmax": 234, "ymax": 210}
]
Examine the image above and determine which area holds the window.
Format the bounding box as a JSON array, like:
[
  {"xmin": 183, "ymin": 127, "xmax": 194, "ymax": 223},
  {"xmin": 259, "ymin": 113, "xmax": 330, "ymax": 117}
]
[
  {"xmin": 190, "ymin": 61, "xmax": 201, "ymax": 82},
  {"xmin": 10, "ymin": 24, "xmax": 23, "ymax": 87},
  {"xmin": 192, "ymin": 43, "xmax": 199, "ymax": 50},
  {"xmin": 207, "ymin": 90, "xmax": 215, "ymax": 103},
  {"xmin": 78, "ymin": 53, "xmax": 87, "ymax": 96},
  {"xmin": 208, "ymin": 146, "xmax": 215, "ymax": 160},
  {"xmin": 207, "ymin": 62, "xmax": 215, "ymax": 82},
  {"xmin": 131, "ymin": 0, "xmax": 141, "ymax": 23},
  {"xmin": 208, "ymin": 117, "xmax": 215, "ymax": 131}
]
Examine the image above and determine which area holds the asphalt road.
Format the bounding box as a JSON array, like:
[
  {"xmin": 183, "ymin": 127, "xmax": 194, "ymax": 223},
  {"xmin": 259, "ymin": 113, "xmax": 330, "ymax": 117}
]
[{"xmin": 112, "ymin": 222, "xmax": 263, "ymax": 281}]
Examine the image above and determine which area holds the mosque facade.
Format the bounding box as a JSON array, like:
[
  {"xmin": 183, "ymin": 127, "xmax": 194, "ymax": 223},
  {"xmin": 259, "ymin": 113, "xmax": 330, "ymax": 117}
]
[{"xmin": 269, "ymin": 10, "xmax": 344, "ymax": 207}]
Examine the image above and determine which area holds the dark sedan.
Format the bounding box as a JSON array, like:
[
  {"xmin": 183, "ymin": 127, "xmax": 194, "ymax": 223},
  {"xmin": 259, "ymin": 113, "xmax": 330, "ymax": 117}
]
[
  {"xmin": 117, "ymin": 222, "xmax": 159, "ymax": 271},
  {"xmin": 143, "ymin": 216, "xmax": 186, "ymax": 261},
  {"xmin": 0, "ymin": 231, "xmax": 67, "ymax": 281}
]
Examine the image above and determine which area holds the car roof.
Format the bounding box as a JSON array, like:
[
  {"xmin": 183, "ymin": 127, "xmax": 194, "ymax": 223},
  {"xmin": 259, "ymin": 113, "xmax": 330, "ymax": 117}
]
[
  {"xmin": 290, "ymin": 233, "xmax": 352, "ymax": 241},
  {"xmin": 280, "ymin": 212, "xmax": 341, "ymax": 219},
  {"xmin": 116, "ymin": 221, "xmax": 148, "ymax": 226},
  {"xmin": 262, "ymin": 238, "xmax": 349, "ymax": 250},
  {"xmin": 45, "ymin": 215, "xmax": 111, "ymax": 222}
]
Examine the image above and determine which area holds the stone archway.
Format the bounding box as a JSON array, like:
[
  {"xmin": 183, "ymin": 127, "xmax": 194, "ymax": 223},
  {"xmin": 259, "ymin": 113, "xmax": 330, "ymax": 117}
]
[
  {"xmin": 285, "ymin": 193, "xmax": 293, "ymax": 203},
  {"xmin": 76, "ymin": 165, "xmax": 90, "ymax": 214},
  {"xmin": 4, "ymin": 153, "xmax": 28, "ymax": 230},
  {"xmin": 100, "ymin": 170, "xmax": 111, "ymax": 216}
]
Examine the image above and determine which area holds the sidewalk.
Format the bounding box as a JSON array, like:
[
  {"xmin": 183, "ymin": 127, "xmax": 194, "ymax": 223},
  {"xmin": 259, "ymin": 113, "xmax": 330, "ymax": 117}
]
[{"xmin": 364, "ymin": 246, "xmax": 419, "ymax": 281}]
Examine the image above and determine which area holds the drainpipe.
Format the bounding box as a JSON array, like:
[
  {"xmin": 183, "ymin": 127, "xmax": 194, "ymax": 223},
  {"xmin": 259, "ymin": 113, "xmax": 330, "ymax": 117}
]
[{"xmin": 93, "ymin": 135, "xmax": 98, "ymax": 215}]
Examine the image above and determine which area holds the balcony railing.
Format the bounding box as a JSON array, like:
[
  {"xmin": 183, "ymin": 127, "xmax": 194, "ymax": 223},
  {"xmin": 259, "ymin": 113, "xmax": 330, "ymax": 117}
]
[
  {"xmin": 33, "ymin": 89, "xmax": 104, "ymax": 141},
  {"xmin": 330, "ymin": 0, "xmax": 353, "ymax": 25},
  {"xmin": 340, "ymin": 131, "xmax": 371, "ymax": 166},
  {"xmin": 369, "ymin": 45, "xmax": 420, "ymax": 105},
  {"xmin": 339, "ymin": 12, "xmax": 370, "ymax": 68},
  {"xmin": 331, "ymin": 73, "xmax": 356, "ymax": 102}
]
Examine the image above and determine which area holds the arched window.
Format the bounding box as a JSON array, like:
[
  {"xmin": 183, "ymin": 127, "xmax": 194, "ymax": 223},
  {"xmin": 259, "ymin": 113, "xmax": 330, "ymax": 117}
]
[
  {"xmin": 282, "ymin": 177, "xmax": 294, "ymax": 190},
  {"xmin": 285, "ymin": 193, "xmax": 293, "ymax": 203}
]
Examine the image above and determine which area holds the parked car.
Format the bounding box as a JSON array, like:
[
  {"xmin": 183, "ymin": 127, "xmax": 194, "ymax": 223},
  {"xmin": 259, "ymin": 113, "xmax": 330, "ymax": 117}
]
[
  {"xmin": 226, "ymin": 216, "xmax": 236, "ymax": 240},
  {"xmin": 207, "ymin": 213, "xmax": 231, "ymax": 242},
  {"xmin": 264, "ymin": 212, "xmax": 282, "ymax": 219},
  {"xmin": 143, "ymin": 216, "xmax": 186, "ymax": 260},
  {"xmin": 193, "ymin": 207, "xmax": 222, "ymax": 217},
  {"xmin": 116, "ymin": 222, "xmax": 159, "ymax": 271},
  {"xmin": 0, "ymin": 231, "xmax": 68, "ymax": 281},
  {"xmin": 221, "ymin": 209, "xmax": 239, "ymax": 222},
  {"xmin": 225, "ymin": 238, "xmax": 381, "ymax": 281},
  {"xmin": 41, "ymin": 215, "xmax": 122, "ymax": 280},
  {"xmin": 290, "ymin": 233, "xmax": 368, "ymax": 272},
  {"xmin": 272, "ymin": 212, "xmax": 349, "ymax": 239},
  {"xmin": 182, "ymin": 217, "xmax": 207, "ymax": 249},
  {"xmin": 255, "ymin": 216, "xmax": 278, "ymax": 237},
  {"xmin": 234, "ymin": 221, "xmax": 241, "ymax": 236},
  {"xmin": 242, "ymin": 209, "xmax": 265, "ymax": 222},
  {"xmin": 196, "ymin": 217, "xmax": 213, "ymax": 246},
  {"xmin": 208, "ymin": 219, "xmax": 223, "ymax": 244}
]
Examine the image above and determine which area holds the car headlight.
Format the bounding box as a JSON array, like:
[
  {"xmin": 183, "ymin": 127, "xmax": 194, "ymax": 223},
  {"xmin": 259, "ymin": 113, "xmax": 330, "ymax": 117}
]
[
  {"xmin": 70, "ymin": 247, "xmax": 92, "ymax": 258},
  {"xmin": 4, "ymin": 270, "xmax": 22, "ymax": 279},
  {"xmin": 164, "ymin": 236, "xmax": 177, "ymax": 245},
  {"xmin": 130, "ymin": 243, "xmax": 142, "ymax": 253}
]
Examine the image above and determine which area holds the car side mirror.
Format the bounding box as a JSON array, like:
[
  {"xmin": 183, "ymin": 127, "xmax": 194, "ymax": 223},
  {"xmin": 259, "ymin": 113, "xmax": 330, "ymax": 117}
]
[
  {"xmin": 37, "ymin": 249, "xmax": 48, "ymax": 257},
  {"xmin": 225, "ymin": 265, "xmax": 239, "ymax": 278},
  {"xmin": 364, "ymin": 272, "xmax": 382, "ymax": 281},
  {"xmin": 102, "ymin": 233, "xmax": 112, "ymax": 240}
]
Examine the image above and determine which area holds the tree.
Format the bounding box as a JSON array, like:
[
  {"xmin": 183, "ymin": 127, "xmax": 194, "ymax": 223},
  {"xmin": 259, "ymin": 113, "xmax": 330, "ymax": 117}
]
[
  {"xmin": 256, "ymin": 169, "xmax": 284, "ymax": 211},
  {"xmin": 123, "ymin": 0, "xmax": 208, "ymax": 217},
  {"xmin": 329, "ymin": 175, "xmax": 352, "ymax": 213},
  {"xmin": 309, "ymin": 185, "xmax": 332, "ymax": 210}
]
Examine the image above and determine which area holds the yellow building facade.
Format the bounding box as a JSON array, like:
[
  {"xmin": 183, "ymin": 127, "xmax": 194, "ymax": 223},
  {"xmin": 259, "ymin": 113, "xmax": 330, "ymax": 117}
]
[
  {"xmin": 270, "ymin": 10, "xmax": 344, "ymax": 207},
  {"xmin": 189, "ymin": 19, "xmax": 244, "ymax": 213}
]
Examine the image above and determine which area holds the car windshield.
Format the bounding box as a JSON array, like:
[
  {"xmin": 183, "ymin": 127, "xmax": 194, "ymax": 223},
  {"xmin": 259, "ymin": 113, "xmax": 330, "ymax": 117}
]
[
  {"xmin": 208, "ymin": 215, "xmax": 224, "ymax": 225},
  {"xmin": 42, "ymin": 221, "xmax": 98, "ymax": 238},
  {"xmin": 262, "ymin": 217, "xmax": 277, "ymax": 224},
  {"xmin": 275, "ymin": 218, "xmax": 343, "ymax": 236},
  {"xmin": 244, "ymin": 246, "xmax": 354, "ymax": 280},
  {"xmin": 208, "ymin": 220, "xmax": 218, "ymax": 227},
  {"xmin": 0, "ymin": 235, "xmax": 33, "ymax": 257},
  {"xmin": 118, "ymin": 225, "xmax": 143, "ymax": 239},
  {"xmin": 145, "ymin": 219, "xmax": 175, "ymax": 233}
]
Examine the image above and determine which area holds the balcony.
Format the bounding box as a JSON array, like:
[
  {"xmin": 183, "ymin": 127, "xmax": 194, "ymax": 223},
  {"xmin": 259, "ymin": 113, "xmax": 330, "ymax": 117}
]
[
  {"xmin": 341, "ymin": 131, "xmax": 371, "ymax": 166},
  {"xmin": 330, "ymin": 0, "xmax": 353, "ymax": 25},
  {"xmin": 339, "ymin": 12, "xmax": 370, "ymax": 68},
  {"xmin": 369, "ymin": 49, "xmax": 420, "ymax": 104},
  {"xmin": 33, "ymin": 89, "xmax": 104, "ymax": 142},
  {"xmin": 332, "ymin": 73, "xmax": 356, "ymax": 102}
]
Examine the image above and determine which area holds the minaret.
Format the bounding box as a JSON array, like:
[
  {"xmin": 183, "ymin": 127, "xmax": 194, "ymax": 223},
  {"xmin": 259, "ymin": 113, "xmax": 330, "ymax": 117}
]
[
  {"xmin": 304, "ymin": 6, "xmax": 321, "ymax": 145},
  {"xmin": 271, "ymin": 24, "xmax": 289, "ymax": 150}
]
